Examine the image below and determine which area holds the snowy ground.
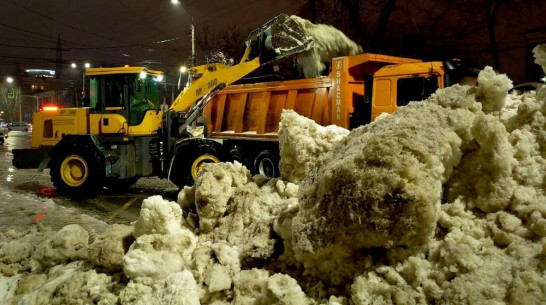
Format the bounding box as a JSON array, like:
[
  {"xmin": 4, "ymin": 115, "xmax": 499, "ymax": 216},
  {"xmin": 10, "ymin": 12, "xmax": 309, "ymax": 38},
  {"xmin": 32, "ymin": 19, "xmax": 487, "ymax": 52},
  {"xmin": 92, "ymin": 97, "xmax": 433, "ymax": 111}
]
[{"xmin": 0, "ymin": 132, "xmax": 179, "ymax": 233}]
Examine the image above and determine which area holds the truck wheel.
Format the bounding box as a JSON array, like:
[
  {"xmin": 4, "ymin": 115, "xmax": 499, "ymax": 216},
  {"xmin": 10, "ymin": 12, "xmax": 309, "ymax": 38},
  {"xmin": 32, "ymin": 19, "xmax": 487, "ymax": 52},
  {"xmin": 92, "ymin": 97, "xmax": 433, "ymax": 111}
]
[
  {"xmin": 253, "ymin": 150, "xmax": 279, "ymax": 178},
  {"xmin": 170, "ymin": 140, "xmax": 223, "ymax": 188},
  {"xmin": 50, "ymin": 143, "xmax": 104, "ymax": 199}
]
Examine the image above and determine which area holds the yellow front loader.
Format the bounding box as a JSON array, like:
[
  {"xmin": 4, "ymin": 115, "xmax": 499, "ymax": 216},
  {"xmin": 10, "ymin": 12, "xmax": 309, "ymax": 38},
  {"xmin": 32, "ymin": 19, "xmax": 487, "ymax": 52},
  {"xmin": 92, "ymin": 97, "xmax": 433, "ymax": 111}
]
[{"xmin": 12, "ymin": 14, "xmax": 312, "ymax": 198}]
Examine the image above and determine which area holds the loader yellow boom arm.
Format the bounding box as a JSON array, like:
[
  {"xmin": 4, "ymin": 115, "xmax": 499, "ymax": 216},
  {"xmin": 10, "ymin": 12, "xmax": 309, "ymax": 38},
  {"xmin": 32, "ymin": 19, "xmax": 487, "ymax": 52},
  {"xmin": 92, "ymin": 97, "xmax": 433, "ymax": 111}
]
[
  {"xmin": 169, "ymin": 48, "xmax": 259, "ymax": 113},
  {"xmin": 168, "ymin": 13, "xmax": 312, "ymax": 116}
]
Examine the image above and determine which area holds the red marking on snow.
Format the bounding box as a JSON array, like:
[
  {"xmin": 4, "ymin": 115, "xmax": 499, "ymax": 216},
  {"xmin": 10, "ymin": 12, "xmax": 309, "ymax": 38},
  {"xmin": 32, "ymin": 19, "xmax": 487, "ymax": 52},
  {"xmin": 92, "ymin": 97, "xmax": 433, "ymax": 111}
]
[
  {"xmin": 40, "ymin": 187, "xmax": 56, "ymax": 198},
  {"xmin": 33, "ymin": 213, "xmax": 46, "ymax": 223}
]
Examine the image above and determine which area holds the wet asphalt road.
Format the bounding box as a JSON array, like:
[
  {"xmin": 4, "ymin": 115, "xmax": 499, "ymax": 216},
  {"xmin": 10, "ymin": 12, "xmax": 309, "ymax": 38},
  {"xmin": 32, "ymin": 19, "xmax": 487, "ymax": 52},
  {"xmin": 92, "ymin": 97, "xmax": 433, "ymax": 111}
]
[{"xmin": 0, "ymin": 131, "xmax": 180, "ymax": 230}]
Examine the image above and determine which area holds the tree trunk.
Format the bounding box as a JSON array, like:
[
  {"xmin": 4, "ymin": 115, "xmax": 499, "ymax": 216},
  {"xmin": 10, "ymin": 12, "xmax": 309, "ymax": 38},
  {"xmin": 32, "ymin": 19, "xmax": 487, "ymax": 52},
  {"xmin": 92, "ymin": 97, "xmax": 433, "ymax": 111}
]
[
  {"xmin": 373, "ymin": 0, "xmax": 398, "ymax": 53},
  {"xmin": 486, "ymin": 0, "xmax": 502, "ymax": 69},
  {"xmin": 341, "ymin": 0, "xmax": 365, "ymax": 46}
]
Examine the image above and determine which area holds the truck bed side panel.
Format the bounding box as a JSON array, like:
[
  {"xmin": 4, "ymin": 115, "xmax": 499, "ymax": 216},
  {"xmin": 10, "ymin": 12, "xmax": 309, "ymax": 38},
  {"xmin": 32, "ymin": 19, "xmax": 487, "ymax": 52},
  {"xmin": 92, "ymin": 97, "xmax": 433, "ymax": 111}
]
[{"xmin": 205, "ymin": 78, "xmax": 332, "ymax": 141}]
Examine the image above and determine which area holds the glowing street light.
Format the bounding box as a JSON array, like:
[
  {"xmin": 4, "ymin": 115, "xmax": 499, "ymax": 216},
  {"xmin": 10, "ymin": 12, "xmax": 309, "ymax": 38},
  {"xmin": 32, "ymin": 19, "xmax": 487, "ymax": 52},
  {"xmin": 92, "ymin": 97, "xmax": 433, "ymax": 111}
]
[
  {"xmin": 71, "ymin": 63, "xmax": 77, "ymax": 68},
  {"xmin": 180, "ymin": 65, "xmax": 188, "ymax": 73},
  {"xmin": 84, "ymin": 62, "xmax": 91, "ymax": 69},
  {"xmin": 171, "ymin": 0, "xmax": 180, "ymax": 4},
  {"xmin": 6, "ymin": 77, "xmax": 13, "ymax": 84}
]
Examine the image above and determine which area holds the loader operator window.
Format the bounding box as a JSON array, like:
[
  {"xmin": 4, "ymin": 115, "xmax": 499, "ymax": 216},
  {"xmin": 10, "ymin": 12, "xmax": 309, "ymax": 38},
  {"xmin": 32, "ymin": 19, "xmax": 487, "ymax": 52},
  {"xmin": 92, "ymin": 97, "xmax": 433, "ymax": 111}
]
[
  {"xmin": 105, "ymin": 78, "xmax": 124, "ymax": 109},
  {"xmin": 396, "ymin": 76, "xmax": 439, "ymax": 107},
  {"xmin": 88, "ymin": 77, "xmax": 99, "ymax": 110},
  {"xmin": 128, "ymin": 76, "xmax": 160, "ymax": 126},
  {"xmin": 88, "ymin": 76, "xmax": 125, "ymax": 111}
]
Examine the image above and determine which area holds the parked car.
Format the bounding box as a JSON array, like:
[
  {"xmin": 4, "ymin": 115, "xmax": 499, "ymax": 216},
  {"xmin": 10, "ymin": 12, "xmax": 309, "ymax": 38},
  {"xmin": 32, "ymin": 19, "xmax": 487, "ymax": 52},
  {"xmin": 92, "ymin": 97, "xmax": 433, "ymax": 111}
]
[
  {"xmin": 8, "ymin": 121, "xmax": 32, "ymax": 132},
  {"xmin": 0, "ymin": 120, "xmax": 8, "ymax": 144}
]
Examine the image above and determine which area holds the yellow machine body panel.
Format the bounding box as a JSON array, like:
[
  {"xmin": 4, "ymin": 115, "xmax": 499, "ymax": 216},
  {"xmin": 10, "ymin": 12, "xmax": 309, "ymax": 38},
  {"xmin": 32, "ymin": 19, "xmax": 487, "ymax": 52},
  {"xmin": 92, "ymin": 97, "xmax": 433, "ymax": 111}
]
[
  {"xmin": 128, "ymin": 110, "xmax": 163, "ymax": 135},
  {"xmin": 31, "ymin": 108, "xmax": 89, "ymax": 148},
  {"xmin": 88, "ymin": 113, "xmax": 128, "ymax": 135}
]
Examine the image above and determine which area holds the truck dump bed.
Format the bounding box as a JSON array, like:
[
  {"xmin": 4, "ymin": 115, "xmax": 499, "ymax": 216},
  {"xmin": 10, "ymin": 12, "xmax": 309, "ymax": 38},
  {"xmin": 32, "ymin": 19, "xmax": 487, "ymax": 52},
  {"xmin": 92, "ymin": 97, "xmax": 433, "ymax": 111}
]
[{"xmin": 203, "ymin": 53, "xmax": 421, "ymax": 141}]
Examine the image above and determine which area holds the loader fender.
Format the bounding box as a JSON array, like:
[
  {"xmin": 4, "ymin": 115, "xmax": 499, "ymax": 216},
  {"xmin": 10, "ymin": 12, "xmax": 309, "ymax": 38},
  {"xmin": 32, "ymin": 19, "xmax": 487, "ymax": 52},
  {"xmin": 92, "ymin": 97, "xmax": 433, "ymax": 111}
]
[{"xmin": 47, "ymin": 135, "xmax": 104, "ymax": 166}]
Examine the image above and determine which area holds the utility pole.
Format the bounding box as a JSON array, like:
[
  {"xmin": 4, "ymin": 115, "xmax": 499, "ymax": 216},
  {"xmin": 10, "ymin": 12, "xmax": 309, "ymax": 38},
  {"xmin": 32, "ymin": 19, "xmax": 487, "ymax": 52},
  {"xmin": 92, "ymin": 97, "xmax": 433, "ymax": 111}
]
[{"xmin": 191, "ymin": 19, "xmax": 196, "ymax": 67}]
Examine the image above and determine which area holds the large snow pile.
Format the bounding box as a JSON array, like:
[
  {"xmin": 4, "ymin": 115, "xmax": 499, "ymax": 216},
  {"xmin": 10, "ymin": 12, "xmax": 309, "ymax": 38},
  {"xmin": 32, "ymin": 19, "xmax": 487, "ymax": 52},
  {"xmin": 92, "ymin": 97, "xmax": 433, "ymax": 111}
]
[
  {"xmin": 1, "ymin": 45, "xmax": 546, "ymax": 304},
  {"xmin": 290, "ymin": 15, "xmax": 363, "ymax": 78}
]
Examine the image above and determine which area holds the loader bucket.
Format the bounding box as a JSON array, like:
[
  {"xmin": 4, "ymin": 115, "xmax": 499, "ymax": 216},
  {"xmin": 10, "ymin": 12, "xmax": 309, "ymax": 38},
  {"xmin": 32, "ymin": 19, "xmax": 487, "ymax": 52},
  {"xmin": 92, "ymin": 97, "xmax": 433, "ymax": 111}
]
[{"xmin": 245, "ymin": 13, "xmax": 313, "ymax": 64}]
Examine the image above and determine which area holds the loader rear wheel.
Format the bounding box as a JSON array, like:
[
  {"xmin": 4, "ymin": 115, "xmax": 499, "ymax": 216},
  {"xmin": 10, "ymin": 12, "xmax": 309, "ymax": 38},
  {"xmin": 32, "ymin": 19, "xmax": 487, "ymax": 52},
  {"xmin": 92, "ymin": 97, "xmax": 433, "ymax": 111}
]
[
  {"xmin": 170, "ymin": 140, "xmax": 223, "ymax": 188},
  {"xmin": 50, "ymin": 143, "xmax": 104, "ymax": 199}
]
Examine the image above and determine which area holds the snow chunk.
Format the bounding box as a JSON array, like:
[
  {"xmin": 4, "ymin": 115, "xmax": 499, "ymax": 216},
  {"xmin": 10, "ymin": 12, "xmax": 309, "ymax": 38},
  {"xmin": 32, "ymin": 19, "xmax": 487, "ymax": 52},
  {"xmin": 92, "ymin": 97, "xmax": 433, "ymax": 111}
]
[
  {"xmin": 124, "ymin": 196, "xmax": 197, "ymax": 281},
  {"xmin": 279, "ymin": 109, "xmax": 349, "ymax": 183},
  {"xmin": 88, "ymin": 224, "xmax": 133, "ymax": 272},
  {"xmin": 194, "ymin": 162, "xmax": 251, "ymax": 232},
  {"xmin": 262, "ymin": 273, "xmax": 310, "ymax": 304},
  {"xmin": 476, "ymin": 66, "xmax": 513, "ymax": 113},
  {"xmin": 33, "ymin": 224, "xmax": 89, "ymax": 268},
  {"xmin": 533, "ymin": 44, "xmax": 546, "ymax": 103},
  {"xmin": 292, "ymin": 100, "xmax": 473, "ymax": 284},
  {"xmin": 133, "ymin": 195, "xmax": 185, "ymax": 237},
  {"xmin": 290, "ymin": 15, "xmax": 362, "ymax": 78},
  {"xmin": 120, "ymin": 271, "xmax": 200, "ymax": 305},
  {"xmin": 533, "ymin": 44, "xmax": 546, "ymax": 75}
]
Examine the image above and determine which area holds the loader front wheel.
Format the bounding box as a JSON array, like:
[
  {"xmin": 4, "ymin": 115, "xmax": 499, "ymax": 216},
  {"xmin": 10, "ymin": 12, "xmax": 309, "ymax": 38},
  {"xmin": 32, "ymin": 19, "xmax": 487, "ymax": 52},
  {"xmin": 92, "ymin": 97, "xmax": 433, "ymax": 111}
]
[
  {"xmin": 170, "ymin": 140, "xmax": 223, "ymax": 188},
  {"xmin": 191, "ymin": 154, "xmax": 220, "ymax": 180},
  {"xmin": 50, "ymin": 143, "xmax": 104, "ymax": 199}
]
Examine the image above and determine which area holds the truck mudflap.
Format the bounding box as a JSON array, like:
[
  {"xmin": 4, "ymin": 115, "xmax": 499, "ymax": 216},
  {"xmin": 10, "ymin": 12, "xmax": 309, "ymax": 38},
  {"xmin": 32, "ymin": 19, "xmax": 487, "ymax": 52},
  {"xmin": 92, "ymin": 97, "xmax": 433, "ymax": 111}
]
[{"xmin": 12, "ymin": 148, "xmax": 50, "ymax": 169}]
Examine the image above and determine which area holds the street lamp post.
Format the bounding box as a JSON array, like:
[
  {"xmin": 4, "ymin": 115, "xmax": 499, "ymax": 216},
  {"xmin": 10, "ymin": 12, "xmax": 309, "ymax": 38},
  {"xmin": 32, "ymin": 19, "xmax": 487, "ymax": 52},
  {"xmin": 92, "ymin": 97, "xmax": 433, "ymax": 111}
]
[
  {"xmin": 172, "ymin": 0, "xmax": 196, "ymax": 67},
  {"xmin": 70, "ymin": 62, "xmax": 91, "ymax": 107},
  {"xmin": 5, "ymin": 77, "xmax": 22, "ymax": 122}
]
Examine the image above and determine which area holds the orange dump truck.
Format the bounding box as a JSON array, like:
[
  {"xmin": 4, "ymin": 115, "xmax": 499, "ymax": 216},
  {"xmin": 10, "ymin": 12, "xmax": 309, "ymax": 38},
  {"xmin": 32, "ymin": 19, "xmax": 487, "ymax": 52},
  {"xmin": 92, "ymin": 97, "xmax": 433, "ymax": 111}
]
[{"xmin": 204, "ymin": 53, "xmax": 479, "ymax": 177}]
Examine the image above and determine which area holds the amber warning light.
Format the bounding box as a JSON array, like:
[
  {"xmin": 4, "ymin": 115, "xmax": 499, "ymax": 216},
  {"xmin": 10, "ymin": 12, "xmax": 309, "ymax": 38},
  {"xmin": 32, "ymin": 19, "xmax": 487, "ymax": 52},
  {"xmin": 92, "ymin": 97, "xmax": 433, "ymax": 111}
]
[{"xmin": 42, "ymin": 105, "xmax": 59, "ymax": 111}]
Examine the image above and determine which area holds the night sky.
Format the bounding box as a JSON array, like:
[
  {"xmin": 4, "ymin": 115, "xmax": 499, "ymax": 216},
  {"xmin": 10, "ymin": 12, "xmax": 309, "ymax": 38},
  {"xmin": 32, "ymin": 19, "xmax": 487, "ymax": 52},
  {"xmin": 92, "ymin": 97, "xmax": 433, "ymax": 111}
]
[{"xmin": 0, "ymin": 0, "xmax": 304, "ymax": 77}]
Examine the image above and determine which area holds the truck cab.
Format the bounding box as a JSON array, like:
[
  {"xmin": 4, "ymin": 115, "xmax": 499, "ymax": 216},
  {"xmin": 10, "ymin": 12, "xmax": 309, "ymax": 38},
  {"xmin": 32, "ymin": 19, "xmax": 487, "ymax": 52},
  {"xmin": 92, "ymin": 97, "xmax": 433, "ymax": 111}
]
[{"xmin": 371, "ymin": 60, "xmax": 479, "ymax": 121}]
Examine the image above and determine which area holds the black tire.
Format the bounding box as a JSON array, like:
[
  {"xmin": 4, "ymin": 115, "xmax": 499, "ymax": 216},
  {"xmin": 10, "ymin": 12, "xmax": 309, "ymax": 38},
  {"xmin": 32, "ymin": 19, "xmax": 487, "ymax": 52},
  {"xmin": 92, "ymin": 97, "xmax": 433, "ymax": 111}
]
[
  {"xmin": 103, "ymin": 177, "xmax": 140, "ymax": 193},
  {"xmin": 253, "ymin": 150, "xmax": 279, "ymax": 178},
  {"xmin": 49, "ymin": 142, "xmax": 105, "ymax": 199},
  {"xmin": 170, "ymin": 140, "xmax": 223, "ymax": 188},
  {"xmin": 228, "ymin": 146, "xmax": 244, "ymax": 163}
]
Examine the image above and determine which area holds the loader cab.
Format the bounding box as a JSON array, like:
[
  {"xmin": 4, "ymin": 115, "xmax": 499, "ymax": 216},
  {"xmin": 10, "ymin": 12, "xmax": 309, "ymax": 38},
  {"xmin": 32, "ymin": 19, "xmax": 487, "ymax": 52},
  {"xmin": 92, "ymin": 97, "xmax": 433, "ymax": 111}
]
[
  {"xmin": 86, "ymin": 67, "xmax": 163, "ymax": 126},
  {"xmin": 85, "ymin": 67, "xmax": 164, "ymax": 133}
]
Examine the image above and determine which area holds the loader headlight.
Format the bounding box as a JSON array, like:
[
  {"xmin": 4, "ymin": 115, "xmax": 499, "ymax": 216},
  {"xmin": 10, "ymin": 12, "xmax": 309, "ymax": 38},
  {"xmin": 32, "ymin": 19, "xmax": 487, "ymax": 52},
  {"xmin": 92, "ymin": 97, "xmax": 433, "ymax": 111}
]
[
  {"xmin": 139, "ymin": 70, "xmax": 147, "ymax": 79},
  {"xmin": 155, "ymin": 75, "xmax": 164, "ymax": 82}
]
